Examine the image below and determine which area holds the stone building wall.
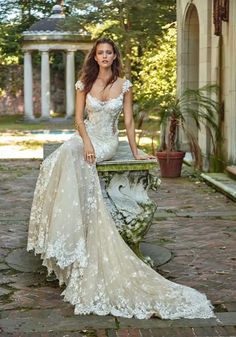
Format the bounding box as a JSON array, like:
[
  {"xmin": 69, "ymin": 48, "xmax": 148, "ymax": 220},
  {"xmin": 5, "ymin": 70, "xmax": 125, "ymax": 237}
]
[{"xmin": 177, "ymin": 0, "xmax": 236, "ymax": 166}]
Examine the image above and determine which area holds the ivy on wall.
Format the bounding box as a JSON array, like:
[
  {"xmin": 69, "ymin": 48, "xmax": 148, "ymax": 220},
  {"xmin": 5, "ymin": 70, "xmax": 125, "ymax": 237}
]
[{"xmin": 0, "ymin": 65, "xmax": 23, "ymax": 97}]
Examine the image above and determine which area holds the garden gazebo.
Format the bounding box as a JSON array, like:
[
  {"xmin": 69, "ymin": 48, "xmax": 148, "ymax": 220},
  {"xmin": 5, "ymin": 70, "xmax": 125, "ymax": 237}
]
[{"xmin": 22, "ymin": 4, "xmax": 92, "ymax": 120}]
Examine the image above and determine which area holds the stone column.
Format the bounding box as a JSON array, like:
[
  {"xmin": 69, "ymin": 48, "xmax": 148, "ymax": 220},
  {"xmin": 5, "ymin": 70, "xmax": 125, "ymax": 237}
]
[
  {"xmin": 41, "ymin": 50, "xmax": 50, "ymax": 119},
  {"xmin": 66, "ymin": 50, "xmax": 75, "ymax": 118},
  {"xmin": 24, "ymin": 51, "xmax": 34, "ymax": 120}
]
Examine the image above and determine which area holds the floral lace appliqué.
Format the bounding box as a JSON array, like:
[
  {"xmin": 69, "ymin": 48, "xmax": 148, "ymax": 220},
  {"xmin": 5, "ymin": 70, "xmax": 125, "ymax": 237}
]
[{"xmin": 75, "ymin": 80, "xmax": 85, "ymax": 91}]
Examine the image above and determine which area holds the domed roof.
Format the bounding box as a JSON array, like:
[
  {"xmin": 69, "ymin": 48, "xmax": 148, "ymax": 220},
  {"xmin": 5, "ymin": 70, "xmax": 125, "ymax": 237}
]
[
  {"xmin": 24, "ymin": 4, "xmax": 70, "ymax": 35},
  {"xmin": 27, "ymin": 18, "xmax": 65, "ymax": 33},
  {"xmin": 22, "ymin": 3, "xmax": 91, "ymax": 46}
]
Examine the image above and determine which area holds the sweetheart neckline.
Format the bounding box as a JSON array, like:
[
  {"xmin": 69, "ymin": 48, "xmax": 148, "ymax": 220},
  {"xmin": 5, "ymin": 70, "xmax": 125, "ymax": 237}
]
[{"xmin": 87, "ymin": 92, "xmax": 123, "ymax": 103}]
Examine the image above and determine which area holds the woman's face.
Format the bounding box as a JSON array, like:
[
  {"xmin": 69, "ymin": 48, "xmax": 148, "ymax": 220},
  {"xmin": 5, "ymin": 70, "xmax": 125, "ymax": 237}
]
[{"xmin": 94, "ymin": 43, "xmax": 116, "ymax": 68}]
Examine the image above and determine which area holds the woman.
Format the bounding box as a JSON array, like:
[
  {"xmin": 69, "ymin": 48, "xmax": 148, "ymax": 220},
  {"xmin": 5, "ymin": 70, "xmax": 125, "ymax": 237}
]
[{"xmin": 27, "ymin": 38, "xmax": 215, "ymax": 320}]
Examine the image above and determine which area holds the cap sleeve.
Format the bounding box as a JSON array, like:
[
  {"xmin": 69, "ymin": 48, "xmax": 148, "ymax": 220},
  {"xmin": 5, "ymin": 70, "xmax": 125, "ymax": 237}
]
[
  {"xmin": 75, "ymin": 80, "xmax": 85, "ymax": 91},
  {"xmin": 122, "ymin": 79, "xmax": 132, "ymax": 94}
]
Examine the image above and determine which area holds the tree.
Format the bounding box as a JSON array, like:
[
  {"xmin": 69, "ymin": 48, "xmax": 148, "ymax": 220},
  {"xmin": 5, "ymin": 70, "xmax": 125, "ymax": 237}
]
[
  {"xmin": 65, "ymin": 0, "xmax": 176, "ymax": 77},
  {"xmin": 134, "ymin": 23, "xmax": 177, "ymax": 111},
  {"xmin": 0, "ymin": 0, "xmax": 52, "ymax": 63}
]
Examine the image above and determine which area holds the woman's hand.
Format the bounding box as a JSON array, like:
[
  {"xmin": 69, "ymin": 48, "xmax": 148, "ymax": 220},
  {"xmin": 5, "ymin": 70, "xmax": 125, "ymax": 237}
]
[
  {"xmin": 134, "ymin": 153, "xmax": 156, "ymax": 160},
  {"xmin": 123, "ymin": 88, "xmax": 156, "ymax": 162},
  {"xmin": 83, "ymin": 140, "xmax": 96, "ymax": 164}
]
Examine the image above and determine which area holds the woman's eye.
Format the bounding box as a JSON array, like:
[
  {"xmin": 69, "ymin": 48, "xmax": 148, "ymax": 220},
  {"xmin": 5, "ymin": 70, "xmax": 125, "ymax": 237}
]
[{"xmin": 97, "ymin": 51, "xmax": 113, "ymax": 55}]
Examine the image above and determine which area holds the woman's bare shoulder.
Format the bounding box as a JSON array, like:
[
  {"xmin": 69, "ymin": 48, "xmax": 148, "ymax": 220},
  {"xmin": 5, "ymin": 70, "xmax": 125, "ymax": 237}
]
[
  {"xmin": 116, "ymin": 77, "xmax": 132, "ymax": 93},
  {"xmin": 116, "ymin": 77, "xmax": 132, "ymax": 90},
  {"xmin": 117, "ymin": 77, "xmax": 126, "ymax": 84}
]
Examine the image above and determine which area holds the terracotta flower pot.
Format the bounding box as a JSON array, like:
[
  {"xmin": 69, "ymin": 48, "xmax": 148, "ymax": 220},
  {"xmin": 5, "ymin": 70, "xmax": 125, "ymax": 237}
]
[{"xmin": 156, "ymin": 151, "xmax": 185, "ymax": 178}]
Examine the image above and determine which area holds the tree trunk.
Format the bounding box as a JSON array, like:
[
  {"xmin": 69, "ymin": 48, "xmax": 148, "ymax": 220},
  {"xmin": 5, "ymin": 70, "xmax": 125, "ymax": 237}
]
[
  {"xmin": 123, "ymin": 13, "xmax": 132, "ymax": 79},
  {"xmin": 124, "ymin": 40, "xmax": 132, "ymax": 79}
]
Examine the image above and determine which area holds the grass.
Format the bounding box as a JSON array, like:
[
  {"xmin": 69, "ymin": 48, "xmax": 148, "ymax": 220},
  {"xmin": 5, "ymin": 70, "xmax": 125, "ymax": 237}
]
[
  {"xmin": 0, "ymin": 115, "xmax": 74, "ymax": 132},
  {"xmin": 0, "ymin": 114, "xmax": 160, "ymax": 154},
  {"xmin": 13, "ymin": 140, "xmax": 47, "ymax": 150}
]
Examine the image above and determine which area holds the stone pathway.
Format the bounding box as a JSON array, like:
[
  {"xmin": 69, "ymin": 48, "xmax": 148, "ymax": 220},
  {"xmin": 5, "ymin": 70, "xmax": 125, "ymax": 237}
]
[{"xmin": 0, "ymin": 160, "xmax": 236, "ymax": 337}]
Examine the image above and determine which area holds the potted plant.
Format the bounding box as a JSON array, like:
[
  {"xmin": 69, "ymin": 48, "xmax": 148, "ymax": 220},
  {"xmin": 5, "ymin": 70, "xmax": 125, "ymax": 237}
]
[{"xmin": 156, "ymin": 85, "xmax": 221, "ymax": 177}]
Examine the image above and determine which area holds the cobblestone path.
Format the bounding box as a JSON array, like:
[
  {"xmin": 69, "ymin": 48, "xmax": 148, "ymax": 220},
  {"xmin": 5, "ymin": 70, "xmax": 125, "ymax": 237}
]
[{"xmin": 0, "ymin": 160, "xmax": 236, "ymax": 337}]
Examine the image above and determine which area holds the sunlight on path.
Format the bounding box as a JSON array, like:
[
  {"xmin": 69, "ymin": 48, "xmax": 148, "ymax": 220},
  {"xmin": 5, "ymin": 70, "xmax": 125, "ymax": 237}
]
[
  {"xmin": 0, "ymin": 132, "xmax": 73, "ymax": 159},
  {"xmin": 0, "ymin": 145, "xmax": 43, "ymax": 159},
  {"xmin": 0, "ymin": 132, "xmax": 150, "ymax": 159}
]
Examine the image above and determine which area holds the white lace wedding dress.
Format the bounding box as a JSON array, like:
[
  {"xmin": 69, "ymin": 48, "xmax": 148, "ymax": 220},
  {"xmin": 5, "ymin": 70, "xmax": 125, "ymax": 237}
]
[{"xmin": 27, "ymin": 79, "xmax": 215, "ymax": 320}]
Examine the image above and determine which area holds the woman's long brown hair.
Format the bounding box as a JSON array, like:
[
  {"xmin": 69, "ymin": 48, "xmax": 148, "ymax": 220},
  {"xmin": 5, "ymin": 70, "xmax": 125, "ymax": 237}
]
[{"xmin": 79, "ymin": 37, "xmax": 122, "ymax": 93}]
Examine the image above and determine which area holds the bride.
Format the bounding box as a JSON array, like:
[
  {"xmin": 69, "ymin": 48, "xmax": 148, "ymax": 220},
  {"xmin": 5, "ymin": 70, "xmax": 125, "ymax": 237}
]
[{"xmin": 27, "ymin": 37, "xmax": 215, "ymax": 320}]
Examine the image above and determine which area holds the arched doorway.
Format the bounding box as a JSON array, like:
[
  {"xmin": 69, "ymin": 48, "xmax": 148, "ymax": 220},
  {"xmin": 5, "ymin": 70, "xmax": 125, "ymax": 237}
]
[
  {"xmin": 181, "ymin": 4, "xmax": 200, "ymax": 150},
  {"xmin": 183, "ymin": 4, "xmax": 199, "ymax": 90}
]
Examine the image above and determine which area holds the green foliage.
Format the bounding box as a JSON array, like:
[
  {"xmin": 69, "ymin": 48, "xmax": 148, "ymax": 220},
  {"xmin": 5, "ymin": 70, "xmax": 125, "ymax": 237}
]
[
  {"xmin": 65, "ymin": 0, "xmax": 177, "ymax": 131},
  {"xmin": 158, "ymin": 84, "xmax": 222, "ymax": 170},
  {"xmin": 133, "ymin": 23, "xmax": 176, "ymax": 110},
  {"xmin": 0, "ymin": 114, "xmax": 74, "ymax": 131},
  {"xmin": 65, "ymin": 0, "xmax": 176, "ymax": 76},
  {"xmin": 0, "ymin": 0, "xmax": 52, "ymax": 63},
  {"xmin": 0, "ymin": 0, "xmax": 176, "ymax": 79},
  {"xmin": 66, "ymin": 0, "xmax": 176, "ymax": 38},
  {"xmin": 0, "ymin": 64, "xmax": 23, "ymax": 96}
]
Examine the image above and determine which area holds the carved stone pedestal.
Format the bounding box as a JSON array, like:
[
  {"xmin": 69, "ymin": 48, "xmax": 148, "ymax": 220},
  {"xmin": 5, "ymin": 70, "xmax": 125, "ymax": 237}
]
[
  {"xmin": 44, "ymin": 140, "xmax": 161, "ymax": 265},
  {"xmin": 97, "ymin": 141, "xmax": 160, "ymax": 265}
]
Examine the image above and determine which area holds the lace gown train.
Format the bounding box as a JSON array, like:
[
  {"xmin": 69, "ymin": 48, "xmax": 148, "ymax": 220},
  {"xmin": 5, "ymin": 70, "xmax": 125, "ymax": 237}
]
[{"xmin": 27, "ymin": 80, "xmax": 215, "ymax": 320}]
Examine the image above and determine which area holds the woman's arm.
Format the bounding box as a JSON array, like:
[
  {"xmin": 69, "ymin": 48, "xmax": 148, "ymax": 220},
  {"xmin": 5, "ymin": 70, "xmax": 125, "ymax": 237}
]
[
  {"xmin": 123, "ymin": 88, "xmax": 138, "ymax": 158},
  {"xmin": 75, "ymin": 89, "xmax": 96, "ymax": 164},
  {"xmin": 123, "ymin": 88, "xmax": 155, "ymax": 160}
]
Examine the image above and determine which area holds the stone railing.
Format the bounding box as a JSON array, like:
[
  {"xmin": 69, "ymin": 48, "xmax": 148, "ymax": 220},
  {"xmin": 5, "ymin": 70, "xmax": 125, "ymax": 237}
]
[{"xmin": 44, "ymin": 140, "xmax": 160, "ymax": 265}]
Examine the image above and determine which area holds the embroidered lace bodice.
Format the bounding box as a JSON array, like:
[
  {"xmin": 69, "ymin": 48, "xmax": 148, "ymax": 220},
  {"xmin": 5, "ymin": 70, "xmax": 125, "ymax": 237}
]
[
  {"xmin": 74, "ymin": 79, "xmax": 132, "ymax": 161},
  {"xmin": 27, "ymin": 78, "xmax": 215, "ymax": 320},
  {"xmin": 76, "ymin": 80, "xmax": 131, "ymax": 136}
]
